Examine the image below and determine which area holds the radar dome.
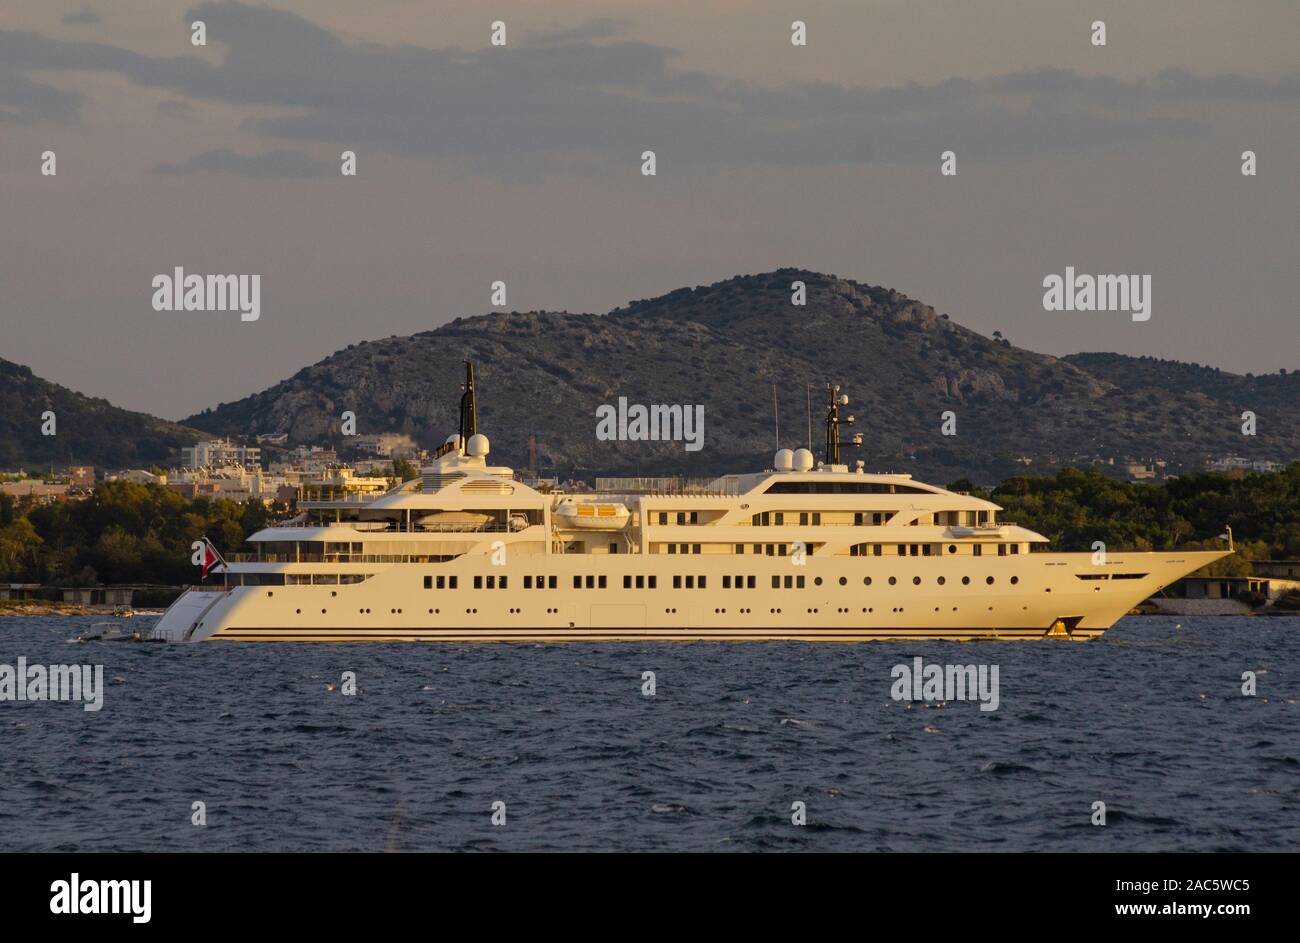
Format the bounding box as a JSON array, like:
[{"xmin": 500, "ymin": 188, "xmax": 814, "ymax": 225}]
[
  {"xmin": 793, "ymin": 448, "xmax": 815, "ymax": 472},
  {"xmin": 466, "ymin": 433, "xmax": 490, "ymax": 457},
  {"xmin": 774, "ymin": 449, "xmax": 794, "ymax": 472}
]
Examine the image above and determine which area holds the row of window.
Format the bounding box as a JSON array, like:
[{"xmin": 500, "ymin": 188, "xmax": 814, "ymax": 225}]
[
  {"xmin": 849, "ymin": 543, "xmax": 1021, "ymax": 557},
  {"xmin": 229, "ymin": 573, "xmax": 371, "ymax": 586},
  {"xmin": 656, "ymin": 509, "xmax": 990, "ymax": 527},
  {"xmin": 750, "ymin": 511, "xmax": 904, "ymax": 526},
  {"xmin": 653, "ymin": 541, "xmax": 1023, "ymax": 556},
  {"xmin": 419, "ymin": 570, "xmax": 1046, "ymax": 591},
  {"xmin": 656, "ymin": 512, "xmax": 700, "ymax": 525}
]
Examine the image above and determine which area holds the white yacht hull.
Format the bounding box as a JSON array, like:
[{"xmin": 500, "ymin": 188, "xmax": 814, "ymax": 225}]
[{"xmin": 151, "ymin": 550, "xmax": 1227, "ymax": 643}]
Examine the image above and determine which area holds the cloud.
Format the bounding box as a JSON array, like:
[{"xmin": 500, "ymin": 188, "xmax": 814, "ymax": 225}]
[
  {"xmin": 61, "ymin": 7, "xmax": 101, "ymax": 26},
  {"xmin": 1, "ymin": 2, "xmax": 1296, "ymax": 165},
  {"xmin": 157, "ymin": 99, "xmax": 194, "ymax": 119},
  {"xmin": 153, "ymin": 148, "xmax": 335, "ymax": 177},
  {"xmin": 0, "ymin": 64, "xmax": 80, "ymax": 123},
  {"xmin": 526, "ymin": 18, "xmax": 632, "ymax": 45}
]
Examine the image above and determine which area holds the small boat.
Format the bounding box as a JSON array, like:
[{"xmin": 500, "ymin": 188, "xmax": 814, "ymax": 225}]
[
  {"xmin": 415, "ymin": 511, "xmax": 494, "ymax": 532},
  {"xmin": 554, "ymin": 499, "xmax": 631, "ymax": 531},
  {"xmin": 75, "ymin": 622, "xmax": 145, "ymax": 642}
]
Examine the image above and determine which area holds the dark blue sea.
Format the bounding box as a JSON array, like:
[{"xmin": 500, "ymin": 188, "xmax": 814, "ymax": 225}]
[{"xmin": 1, "ymin": 615, "xmax": 1295, "ymax": 852}]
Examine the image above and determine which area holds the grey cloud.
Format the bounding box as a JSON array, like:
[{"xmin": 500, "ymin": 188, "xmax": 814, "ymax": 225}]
[
  {"xmin": 153, "ymin": 148, "xmax": 335, "ymax": 177},
  {"xmin": 1, "ymin": 2, "xmax": 1295, "ymax": 165},
  {"xmin": 527, "ymin": 18, "xmax": 632, "ymax": 45},
  {"xmin": 61, "ymin": 7, "xmax": 101, "ymax": 26},
  {"xmin": 0, "ymin": 64, "xmax": 80, "ymax": 123},
  {"xmin": 157, "ymin": 99, "xmax": 193, "ymax": 118}
]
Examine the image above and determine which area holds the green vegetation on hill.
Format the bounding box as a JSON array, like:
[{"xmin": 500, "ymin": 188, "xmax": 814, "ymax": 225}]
[
  {"xmin": 0, "ymin": 357, "xmax": 200, "ymax": 469},
  {"xmin": 0, "ymin": 481, "xmax": 282, "ymax": 586},
  {"xmin": 961, "ymin": 464, "xmax": 1300, "ymax": 576}
]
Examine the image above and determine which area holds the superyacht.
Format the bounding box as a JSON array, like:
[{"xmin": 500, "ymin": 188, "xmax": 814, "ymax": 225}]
[{"xmin": 153, "ymin": 363, "xmax": 1230, "ymax": 642}]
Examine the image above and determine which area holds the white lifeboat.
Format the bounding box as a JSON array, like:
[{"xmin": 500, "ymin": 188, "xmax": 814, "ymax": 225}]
[
  {"xmin": 554, "ymin": 499, "xmax": 630, "ymax": 531},
  {"xmin": 415, "ymin": 511, "xmax": 494, "ymax": 532}
]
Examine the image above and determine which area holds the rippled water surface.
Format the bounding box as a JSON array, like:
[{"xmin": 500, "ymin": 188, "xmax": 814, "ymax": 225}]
[{"xmin": 0, "ymin": 615, "xmax": 1296, "ymax": 852}]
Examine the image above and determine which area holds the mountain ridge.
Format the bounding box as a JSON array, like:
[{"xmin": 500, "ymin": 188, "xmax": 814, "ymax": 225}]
[
  {"xmin": 0, "ymin": 358, "xmax": 200, "ymax": 470},
  {"xmin": 178, "ymin": 269, "xmax": 1299, "ymax": 482}
]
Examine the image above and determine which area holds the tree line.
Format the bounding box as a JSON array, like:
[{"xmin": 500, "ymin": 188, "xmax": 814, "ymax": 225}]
[{"xmin": 2, "ymin": 465, "xmax": 1298, "ymax": 586}]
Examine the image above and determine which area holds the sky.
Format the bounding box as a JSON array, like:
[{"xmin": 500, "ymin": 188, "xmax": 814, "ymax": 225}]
[{"xmin": 1, "ymin": 1, "xmax": 1296, "ymax": 419}]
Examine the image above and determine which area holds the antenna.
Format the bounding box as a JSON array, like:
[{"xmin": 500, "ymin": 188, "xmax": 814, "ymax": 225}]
[
  {"xmin": 805, "ymin": 384, "xmax": 813, "ymax": 452},
  {"xmin": 772, "ymin": 384, "xmax": 780, "ymax": 450},
  {"xmin": 458, "ymin": 361, "xmax": 477, "ymax": 446},
  {"xmin": 823, "ymin": 383, "xmax": 860, "ymax": 466}
]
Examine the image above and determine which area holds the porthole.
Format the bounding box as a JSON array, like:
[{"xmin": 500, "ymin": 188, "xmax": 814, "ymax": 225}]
[
  {"xmin": 1010, "ymin": 576, "xmax": 1019, "ymax": 585},
  {"xmin": 295, "ymin": 609, "xmax": 301, "ymax": 614},
  {"xmin": 937, "ymin": 576, "xmax": 946, "ymax": 585},
  {"xmin": 888, "ymin": 576, "xmax": 897, "ymax": 585},
  {"xmin": 912, "ymin": 576, "xmax": 921, "ymax": 585},
  {"xmin": 814, "ymin": 577, "xmax": 823, "ymax": 586},
  {"xmin": 864, "ymin": 576, "xmax": 872, "ymax": 586},
  {"xmin": 948, "ymin": 545, "xmax": 957, "ymax": 554},
  {"xmin": 986, "ymin": 576, "xmax": 995, "ymax": 585},
  {"xmin": 961, "ymin": 577, "xmax": 970, "ymax": 585},
  {"xmin": 838, "ymin": 577, "xmax": 847, "ymax": 586}
]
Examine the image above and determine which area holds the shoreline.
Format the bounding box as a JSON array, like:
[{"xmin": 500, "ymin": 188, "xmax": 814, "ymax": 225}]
[{"xmin": 0, "ymin": 603, "xmax": 164, "ymax": 618}]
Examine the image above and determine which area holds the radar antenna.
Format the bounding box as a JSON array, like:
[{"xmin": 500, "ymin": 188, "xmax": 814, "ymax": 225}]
[{"xmin": 823, "ymin": 384, "xmax": 863, "ymax": 466}]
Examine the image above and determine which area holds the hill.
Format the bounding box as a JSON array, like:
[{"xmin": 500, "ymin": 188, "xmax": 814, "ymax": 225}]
[
  {"xmin": 0, "ymin": 358, "xmax": 200, "ymax": 470},
  {"xmin": 169, "ymin": 269, "xmax": 1294, "ymax": 482}
]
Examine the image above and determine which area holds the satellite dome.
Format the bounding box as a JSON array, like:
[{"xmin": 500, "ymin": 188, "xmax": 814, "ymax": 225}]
[
  {"xmin": 466, "ymin": 433, "xmax": 490, "ymax": 457},
  {"xmin": 793, "ymin": 448, "xmax": 814, "ymax": 472},
  {"xmin": 774, "ymin": 448, "xmax": 794, "ymax": 472}
]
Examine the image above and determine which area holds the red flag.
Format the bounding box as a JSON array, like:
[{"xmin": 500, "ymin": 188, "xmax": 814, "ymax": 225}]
[{"xmin": 200, "ymin": 540, "xmax": 221, "ymax": 581}]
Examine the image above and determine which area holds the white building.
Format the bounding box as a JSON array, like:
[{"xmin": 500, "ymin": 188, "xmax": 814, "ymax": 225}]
[{"xmin": 182, "ymin": 438, "xmax": 261, "ymax": 469}]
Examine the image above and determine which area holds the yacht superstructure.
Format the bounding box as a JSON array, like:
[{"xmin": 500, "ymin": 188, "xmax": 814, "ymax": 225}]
[{"xmin": 153, "ymin": 363, "xmax": 1230, "ymax": 642}]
